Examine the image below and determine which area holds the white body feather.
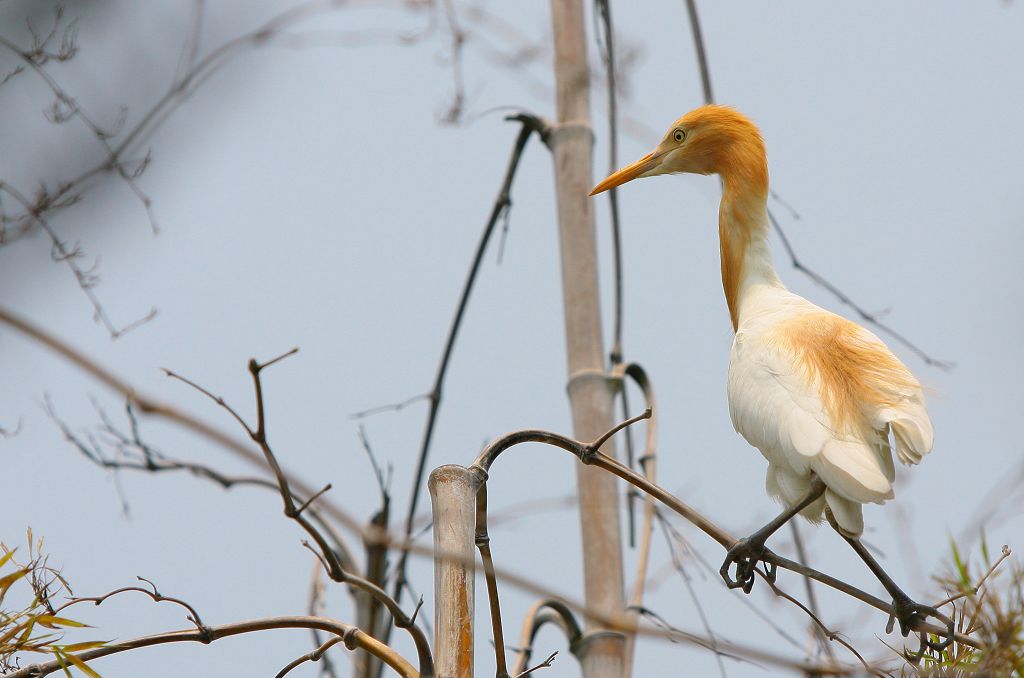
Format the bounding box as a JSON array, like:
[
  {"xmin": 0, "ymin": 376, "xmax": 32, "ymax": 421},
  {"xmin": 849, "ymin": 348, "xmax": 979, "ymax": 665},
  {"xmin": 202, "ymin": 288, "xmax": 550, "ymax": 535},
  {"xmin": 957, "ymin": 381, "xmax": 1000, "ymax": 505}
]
[{"xmin": 727, "ymin": 236, "xmax": 933, "ymax": 537}]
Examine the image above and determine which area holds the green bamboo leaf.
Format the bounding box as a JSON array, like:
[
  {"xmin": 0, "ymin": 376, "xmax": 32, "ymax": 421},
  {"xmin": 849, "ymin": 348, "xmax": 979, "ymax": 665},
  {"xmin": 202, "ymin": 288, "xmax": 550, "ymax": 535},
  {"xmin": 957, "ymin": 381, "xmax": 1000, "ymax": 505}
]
[
  {"xmin": 61, "ymin": 640, "xmax": 107, "ymax": 653},
  {"xmin": 36, "ymin": 615, "xmax": 89, "ymax": 629},
  {"xmin": 0, "ymin": 568, "xmax": 29, "ymax": 602},
  {"xmin": 53, "ymin": 648, "xmax": 73, "ymax": 678},
  {"xmin": 950, "ymin": 538, "xmax": 970, "ymax": 589},
  {"xmin": 0, "ymin": 548, "xmax": 17, "ymax": 570},
  {"xmin": 66, "ymin": 651, "xmax": 103, "ymax": 678}
]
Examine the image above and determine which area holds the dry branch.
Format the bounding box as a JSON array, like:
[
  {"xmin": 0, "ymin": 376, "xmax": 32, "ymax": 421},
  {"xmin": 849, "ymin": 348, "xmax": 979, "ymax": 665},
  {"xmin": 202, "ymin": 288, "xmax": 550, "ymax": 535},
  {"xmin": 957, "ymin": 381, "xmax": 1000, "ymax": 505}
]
[
  {"xmin": 387, "ymin": 112, "xmax": 550, "ymax": 643},
  {"xmin": 5, "ymin": 616, "xmax": 418, "ymax": 678},
  {"xmin": 468, "ymin": 411, "xmax": 979, "ymax": 651},
  {"xmin": 163, "ymin": 352, "xmax": 435, "ymax": 677}
]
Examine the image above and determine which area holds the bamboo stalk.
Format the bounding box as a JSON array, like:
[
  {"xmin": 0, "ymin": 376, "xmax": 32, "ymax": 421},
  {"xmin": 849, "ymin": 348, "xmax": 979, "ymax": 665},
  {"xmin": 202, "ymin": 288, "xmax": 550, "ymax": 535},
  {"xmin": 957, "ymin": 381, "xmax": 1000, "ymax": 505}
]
[
  {"xmin": 547, "ymin": 1, "xmax": 626, "ymax": 676},
  {"xmin": 429, "ymin": 465, "xmax": 481, "ymax": 677}
]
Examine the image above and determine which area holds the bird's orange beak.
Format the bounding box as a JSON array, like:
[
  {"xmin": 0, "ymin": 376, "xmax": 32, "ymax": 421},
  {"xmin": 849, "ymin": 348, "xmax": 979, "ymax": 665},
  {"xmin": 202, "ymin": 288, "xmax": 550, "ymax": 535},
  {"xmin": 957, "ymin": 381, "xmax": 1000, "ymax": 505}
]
[{"xmin": 589, "ymin": 152, "xmax": 660, "ymax": 196}]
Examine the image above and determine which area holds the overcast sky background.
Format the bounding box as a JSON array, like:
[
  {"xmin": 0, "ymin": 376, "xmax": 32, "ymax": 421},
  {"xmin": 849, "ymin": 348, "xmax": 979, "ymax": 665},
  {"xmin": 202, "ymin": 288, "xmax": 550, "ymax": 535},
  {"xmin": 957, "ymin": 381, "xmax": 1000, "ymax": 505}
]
[{"xmin": 2, "ymin": 1, "xmax": 1023, "ymax": 676}]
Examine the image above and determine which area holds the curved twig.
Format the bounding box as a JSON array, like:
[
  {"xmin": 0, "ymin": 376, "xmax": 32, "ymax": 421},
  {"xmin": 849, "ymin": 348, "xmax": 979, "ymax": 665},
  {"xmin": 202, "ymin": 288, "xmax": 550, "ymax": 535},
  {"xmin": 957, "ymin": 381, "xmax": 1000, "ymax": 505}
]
[
  {"xmin": 275, "ymin": 635, "xmax": 345, "ymax": 678},
  {"xmin": 469, "ymin": 412, "xmax": 979, "ymax": 650},
  {"xmin": 53, "ymin": 578, "xmax": 206, "ymax": 631},
  {"xmin": 5, "ymin": 616, "xmax": 417, "ymax": 678},
  {"xmin": 165, "ymin": 353, "xmax": 435, "ymax": 677},
  {"xmin": 610, "ymin": 362, "xmax": 659, "ymax": 674},
  {"xmin": 511, "ymin": 599, "xmax": 584, "ymax": 675},
  {"xmin": 389, "ymin": 112, "xmax": 549, "ymax": 614}
]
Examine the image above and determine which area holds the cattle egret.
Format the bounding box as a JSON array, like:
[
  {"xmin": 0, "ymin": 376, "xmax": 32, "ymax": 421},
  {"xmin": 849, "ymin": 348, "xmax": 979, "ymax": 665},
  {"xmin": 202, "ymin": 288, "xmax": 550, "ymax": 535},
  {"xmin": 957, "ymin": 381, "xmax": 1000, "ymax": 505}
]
[{"xmin": 591, "ymin": 105, "xmax": 952, "ymax": 648}]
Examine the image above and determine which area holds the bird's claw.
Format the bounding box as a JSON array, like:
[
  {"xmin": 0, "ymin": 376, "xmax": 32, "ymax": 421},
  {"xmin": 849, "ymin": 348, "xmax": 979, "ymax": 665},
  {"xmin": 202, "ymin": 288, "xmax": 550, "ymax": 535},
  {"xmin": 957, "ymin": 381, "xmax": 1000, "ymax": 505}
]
[
  {"xmin": 720, "ymin": 538, "xmax": 773, "ymax": 594},
  {"xmin": 888, "ymin": 596, "xmax": 955, "ymax": 653}
]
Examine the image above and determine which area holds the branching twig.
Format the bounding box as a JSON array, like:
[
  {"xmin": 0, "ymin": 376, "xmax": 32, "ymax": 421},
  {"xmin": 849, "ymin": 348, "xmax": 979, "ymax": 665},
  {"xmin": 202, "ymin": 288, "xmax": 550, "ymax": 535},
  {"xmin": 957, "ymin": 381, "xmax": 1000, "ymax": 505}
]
[
  {"xmin": 789, "ymin": 521, "xmax": 837, "ymax": 664},
  {"xmin": 1, "ymin": 1, "xmax": 385, "ymax": 336},
  {"xmin": 511, "ymin": 600, "xmax": 583, "ymax": 675},
  {"xmin": 306, "ymin": 562, "xmax": 341, "ymax": 678},
  {"xmin": 469, "ymin": 410, "xmax": 979, "ymax": 650},
  {"xmin": 54, "ymin": 577, "xmax": 208, "ymax": 635},
  {"xmin": 165, "ymin": 351, "xmax": 435, "ymax": 677},
  {"xmin": 275, "ymin": 636, "xmax": 344, "ymax": 678},
  {"xmin": 389, "ymin": 112, "xmax": 550, "ymax": 615},
  {"xmin": 5, "ymin": 616, "xmax": 417, "ymax": 678},
  {"xmin": 515, "ymin": 650, "xmax": 557, "ymax": 677},
  {"xmin": 651, "ymin": 517, "xmax": 727, "ymax": 677},
  {"xmin": 758, "ymin": 573, "xmax": 881, "ymax": 677},
  {"xmin": 355, "ymin": 425, "xmax": 392, "ymax": 678},
  {"xmin": 933, "ymin": 545, "xmax": 1012, "ymax": 608},
  {"xmin": 44, "ymin": 395, "xmax": 359, "ymax": 575},
  {"xmin": 0, "ymin": 181, "xmax": 157, "ymax": 338}
]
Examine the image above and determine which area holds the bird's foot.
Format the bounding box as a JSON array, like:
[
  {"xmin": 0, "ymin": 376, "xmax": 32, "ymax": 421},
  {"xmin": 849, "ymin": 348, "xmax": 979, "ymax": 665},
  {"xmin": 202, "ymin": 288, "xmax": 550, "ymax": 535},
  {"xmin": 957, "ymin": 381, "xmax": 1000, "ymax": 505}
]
[
  {"xmin": 888, "ymin": 595, "xmax": 955, "ymax": 653},
  {"xmin": 720, "ymin": 537, "xmax": 776, "ymax": 593}
]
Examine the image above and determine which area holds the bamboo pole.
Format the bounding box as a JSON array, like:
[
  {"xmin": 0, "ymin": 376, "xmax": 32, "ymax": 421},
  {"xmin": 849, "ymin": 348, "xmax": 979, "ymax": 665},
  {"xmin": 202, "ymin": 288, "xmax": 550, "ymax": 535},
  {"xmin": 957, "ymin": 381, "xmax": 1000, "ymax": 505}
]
[
  {"xmin": 429, "ymin": 465, "xmax": 480, "ymax": 677},
  {"xmin": 547, "ymin": 1, "xmax": 626, "ymax": 676}
]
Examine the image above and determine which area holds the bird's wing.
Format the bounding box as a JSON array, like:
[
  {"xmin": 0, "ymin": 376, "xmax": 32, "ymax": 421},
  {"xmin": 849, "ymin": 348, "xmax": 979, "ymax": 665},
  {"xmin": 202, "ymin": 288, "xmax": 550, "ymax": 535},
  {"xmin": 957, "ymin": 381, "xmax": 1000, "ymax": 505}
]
[
  {"xmin": 728, "ymin": 326, "xmax": 897, "ymax": 508},
  {"xmin": 851, "ymin": 325, "xmax": 934, "ymax": 465},
  {"xmin": 728, "ymin": 329, "xmax": 829, "ymax": 470}
]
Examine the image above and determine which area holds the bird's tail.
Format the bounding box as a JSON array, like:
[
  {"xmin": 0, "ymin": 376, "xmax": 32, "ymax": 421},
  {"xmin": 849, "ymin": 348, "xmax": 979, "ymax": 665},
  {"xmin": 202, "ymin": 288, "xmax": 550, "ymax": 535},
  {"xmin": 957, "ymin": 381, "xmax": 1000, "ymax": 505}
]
[{"xmin": 889, "ymin": 414, "xmax": 933, "ymax": 465}]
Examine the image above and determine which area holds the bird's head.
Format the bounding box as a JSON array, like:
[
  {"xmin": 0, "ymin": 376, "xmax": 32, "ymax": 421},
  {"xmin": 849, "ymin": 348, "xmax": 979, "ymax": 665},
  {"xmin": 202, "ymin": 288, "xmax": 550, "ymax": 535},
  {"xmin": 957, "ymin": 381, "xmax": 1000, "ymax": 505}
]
[{"xmin": 590, "ymin": 105, "xmax": 767, "ymax": 196}]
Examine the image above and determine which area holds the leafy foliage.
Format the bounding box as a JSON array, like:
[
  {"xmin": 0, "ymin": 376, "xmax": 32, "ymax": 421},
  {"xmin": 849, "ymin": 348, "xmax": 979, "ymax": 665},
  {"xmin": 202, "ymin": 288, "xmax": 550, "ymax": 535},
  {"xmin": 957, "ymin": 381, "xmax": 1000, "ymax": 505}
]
[
  {"xmin": 0, "ymin": 530, "xmax": 104, "ymax": 677},
  {"xmin": 905, "ymin": 538, "xmax": 1023, "ymax": 676}
]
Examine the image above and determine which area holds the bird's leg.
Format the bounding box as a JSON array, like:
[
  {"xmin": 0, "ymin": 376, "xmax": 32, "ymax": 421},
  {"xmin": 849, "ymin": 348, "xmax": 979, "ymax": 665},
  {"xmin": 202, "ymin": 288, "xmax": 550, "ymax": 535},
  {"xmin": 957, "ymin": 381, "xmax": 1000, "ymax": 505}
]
[
  {"xmin": 833, "ymin": 527, "xmax": 955, "ymax": 652},
  {"xmin": 721, "ymin": 476, "xmax": 825, "ymax": 593}
]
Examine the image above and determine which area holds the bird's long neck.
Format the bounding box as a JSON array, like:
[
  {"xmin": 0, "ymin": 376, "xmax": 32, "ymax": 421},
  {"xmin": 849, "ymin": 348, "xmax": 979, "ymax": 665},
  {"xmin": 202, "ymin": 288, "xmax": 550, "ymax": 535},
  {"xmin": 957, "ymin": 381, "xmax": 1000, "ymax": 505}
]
[{"xmin": 718, "ymin": 174, "xmax": 783, "ymax": 331}]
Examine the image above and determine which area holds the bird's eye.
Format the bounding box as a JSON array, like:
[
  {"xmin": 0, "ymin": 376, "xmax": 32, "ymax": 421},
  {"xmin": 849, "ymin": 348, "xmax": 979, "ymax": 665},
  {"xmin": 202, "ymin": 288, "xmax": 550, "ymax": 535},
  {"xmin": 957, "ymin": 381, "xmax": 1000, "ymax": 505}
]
[{"xmin": 673, "ymin": 128, "xmax": 686, "ymax": 143}]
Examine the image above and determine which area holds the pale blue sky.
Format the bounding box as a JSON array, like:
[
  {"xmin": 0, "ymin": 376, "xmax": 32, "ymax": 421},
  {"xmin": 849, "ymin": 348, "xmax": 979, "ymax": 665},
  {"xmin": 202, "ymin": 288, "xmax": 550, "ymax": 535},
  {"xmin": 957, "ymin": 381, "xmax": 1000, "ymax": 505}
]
[{"xmin": 2, "ymin": 1, "xmax": 1023, "ymax": 675}]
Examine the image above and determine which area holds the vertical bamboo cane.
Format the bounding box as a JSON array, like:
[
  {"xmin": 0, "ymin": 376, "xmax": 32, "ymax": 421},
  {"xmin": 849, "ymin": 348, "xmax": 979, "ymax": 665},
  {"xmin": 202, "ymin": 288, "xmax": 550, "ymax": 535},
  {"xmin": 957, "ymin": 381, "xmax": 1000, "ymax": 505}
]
[
  {"xmin": 548, "ymin": 1, "xmax": 626, "ymax": 676},
  {"xmin": 430, "ymin": 465, "xmax": 479, "ymax": 677}
]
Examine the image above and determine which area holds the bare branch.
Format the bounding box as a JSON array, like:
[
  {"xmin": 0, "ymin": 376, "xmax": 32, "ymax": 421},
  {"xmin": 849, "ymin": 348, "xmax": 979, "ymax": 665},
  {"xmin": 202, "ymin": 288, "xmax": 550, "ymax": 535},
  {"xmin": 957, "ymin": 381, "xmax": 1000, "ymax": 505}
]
[
  {"xmin": 0, "ymin": 182, "xmax": 157, "ymax": 338},
  {"xmin": 275, "ymin": 636, "xmax": 344, "ymax": 678},
  {"xmin": 5, "ymin": 616, "xmax": 418, "ymax": 678},
  {"xmin": 350, "ymin": 393, "xmax": 430, "ymax": 419},
  {"xmin": 933, "ymin": 545, "xmax": 1012, "ymax": 608},
  {"xmin": 306, "ymin": 562, "xmax": 341, "ymax": 678},
  {"xmin": 515, "ymin": 651, "xmax": 558, "ymax": 677},
  {"xmin": 54, "ymin": 577, "xmax": 208, "ymax": 635},
  {"xmin": 511, "ymin": 600, "xmax": 583, "ymax": 674},
  {"xmin": 682, "ymin": 0, "xmax": 714, "ymax": 105},
  {"xmin": 167, "ymin": 353, "xmax": 435, "ymax": 677},
  {"xmin": 789, "ymin": 521, "xmax": 837, "ymax": 664},
  {"xmin": 475, "ymin": 482, "xmax": 510, "ymax": 677},
  {"xmin": 469, "ymin": 412, "xmax": 980, "ymax": 649},
  {"xmin": 389, "ymin": 112, "xmax": 550, "ymax": 616},
  {"xmin": 758, "ymin": 574, "xmax": 882, "ymax": 677},
  {"xmin": 593, "ymin": 0, "xmax": 625, "ymax": 364},
  {"xmin": 162, "ymin": 367, "xmax": 255, "ymax": 436}
]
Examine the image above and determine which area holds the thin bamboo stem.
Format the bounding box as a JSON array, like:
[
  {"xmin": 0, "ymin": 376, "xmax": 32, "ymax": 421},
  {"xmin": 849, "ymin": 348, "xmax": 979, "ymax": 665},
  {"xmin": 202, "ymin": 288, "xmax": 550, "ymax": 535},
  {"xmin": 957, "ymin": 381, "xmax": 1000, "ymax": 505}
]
[{"xmin": 548, "ymin": 0, "xmax": 626, "ymax": 675}]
